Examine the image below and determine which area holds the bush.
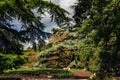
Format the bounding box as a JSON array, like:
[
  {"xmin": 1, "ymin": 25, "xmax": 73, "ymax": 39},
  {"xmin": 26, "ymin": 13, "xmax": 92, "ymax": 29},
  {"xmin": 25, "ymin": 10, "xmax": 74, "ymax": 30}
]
[{"xmin": 0, "ymin": 53, "xmax": 27, "ymax": 73}]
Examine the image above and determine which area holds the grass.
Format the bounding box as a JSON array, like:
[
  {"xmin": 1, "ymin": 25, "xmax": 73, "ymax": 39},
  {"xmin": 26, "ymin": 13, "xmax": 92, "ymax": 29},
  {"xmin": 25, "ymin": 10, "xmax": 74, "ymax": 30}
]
[
  {"xmin": 70, "ymin": 68, "xmax": 92, "ymax": 75},
  {"xmin": 4, "ymin": 69, "xmax": 73, "ymax": 78},
  {"xmin": 3, "ymin": 68, "xmax": 94, "ymax": 79}
]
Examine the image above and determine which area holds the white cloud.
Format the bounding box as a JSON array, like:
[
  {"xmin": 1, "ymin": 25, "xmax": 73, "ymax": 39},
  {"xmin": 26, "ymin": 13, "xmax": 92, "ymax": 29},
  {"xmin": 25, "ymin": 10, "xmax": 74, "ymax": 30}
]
[
  {"xmin": 59, "ymin": 0, "xmax": 76, "ymax": 10},
  {"xmin": 50, "ymin": 0, "xmax": 77, "ymax": 16},
  {"xmin": 59, "ymin": 0, "xmax": 77, "ymax": 16},
  {"xmin": 43, "ymin": 0, "xmax": 77, "ymax": 32},
  {"xmin": 41, "ymin": 12, "xmax": 59, "ymax": 33}
]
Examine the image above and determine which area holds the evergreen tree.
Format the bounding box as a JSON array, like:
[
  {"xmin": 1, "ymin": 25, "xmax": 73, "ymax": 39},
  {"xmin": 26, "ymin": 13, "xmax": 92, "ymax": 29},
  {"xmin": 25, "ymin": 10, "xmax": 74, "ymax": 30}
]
[
  {"xmin": 0, "ymin": 0, "xmax": 69, "ymax": 72},
  {"xmin": 37, "ymin": 27, "xmax": 79, "ymax": 68},
  {"xmin": 0, "ymin": 0, "xmax": 68, "ymax": 54},
  {"xmin": 73, "ymin": 0, "xmax": 120, "ymax": 73}
]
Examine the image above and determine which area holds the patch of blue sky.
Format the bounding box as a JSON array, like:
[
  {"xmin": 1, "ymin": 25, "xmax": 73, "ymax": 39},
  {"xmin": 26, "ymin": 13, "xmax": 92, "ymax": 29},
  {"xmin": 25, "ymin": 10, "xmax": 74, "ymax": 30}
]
[
  {"xmin": 10, "ymin": 19, "xmax": 22, "ymax": 32},
  {"xmin": 10, "ymin": 0, "xmax": 78, "ymax": 33},
  {"xmin": 41, "ymin": 12, "xmax": 59, "ymax": 33}
]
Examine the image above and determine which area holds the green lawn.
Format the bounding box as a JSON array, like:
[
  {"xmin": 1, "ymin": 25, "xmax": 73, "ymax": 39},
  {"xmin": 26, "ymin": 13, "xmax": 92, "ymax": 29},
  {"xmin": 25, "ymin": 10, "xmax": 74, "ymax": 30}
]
[
  {"xmin": 70, "ymin": 68, "xmax": 92, "ymax": 74},
  {"xmin": 4, "ymin": 69, "xmax": 73, "ymax": 78}
]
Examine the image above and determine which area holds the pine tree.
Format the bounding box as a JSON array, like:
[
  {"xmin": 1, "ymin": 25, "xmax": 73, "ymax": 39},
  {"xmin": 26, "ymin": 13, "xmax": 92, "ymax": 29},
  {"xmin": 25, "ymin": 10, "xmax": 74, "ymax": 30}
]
[
  {"xmin": 0, "ymin": 0, "xmax": 69, "ymax": 72},
  {"xmin": 0, "ymin": 0, "xmax": 69, "ymax": 54}
]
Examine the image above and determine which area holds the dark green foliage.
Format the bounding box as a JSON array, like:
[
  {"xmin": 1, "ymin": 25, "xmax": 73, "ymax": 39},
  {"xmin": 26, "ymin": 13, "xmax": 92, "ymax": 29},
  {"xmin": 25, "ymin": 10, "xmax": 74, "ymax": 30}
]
[
  {"xmin": 37, "ymin": 0, "xmax": 120, "ymax": 74},
  {"xmin": 0, "ymin": 0, "xmax": 68, "ymax": 54},
  {"xmin": 73, "ymin": 0, "xmax": 120, "ymax": 74},
  {"xmin": 0, "ymin": 53, "xmax": 27, "ymax": 73},
  {"xmin": 0, "ymin": 0, "xmax": 69, "ymax": 72},
  {"xmin": 73, "ymin": 0, "xmax": 93, "ymax": 26}
]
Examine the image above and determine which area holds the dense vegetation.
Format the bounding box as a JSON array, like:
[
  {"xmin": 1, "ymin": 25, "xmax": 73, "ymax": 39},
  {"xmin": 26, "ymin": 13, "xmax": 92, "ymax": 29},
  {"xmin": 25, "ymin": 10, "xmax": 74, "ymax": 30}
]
[
  {"xmin": 0, "ymin": 0, "xmax": 68, "ymax": 54},
  {"xmin": 73, "ymin": 0, "xmax": 120, "ymax": 73},
  {"xmin": 0, "ymin": 0, "xmax": 68, "ymax": 72},
  {"xmin": 0, "ymin": 53, "xmax": 26, "ymax": 73},
  {"xmin": 37, "ymin": 27, "xmax": 79, "ymax": 68},
  {"xmin": 37, "ymin": 0, "xmax": 120, "ymax": 76},
  {"xmin": 0, "ymin": 0, "xmax": 120, "ymax": 79}
]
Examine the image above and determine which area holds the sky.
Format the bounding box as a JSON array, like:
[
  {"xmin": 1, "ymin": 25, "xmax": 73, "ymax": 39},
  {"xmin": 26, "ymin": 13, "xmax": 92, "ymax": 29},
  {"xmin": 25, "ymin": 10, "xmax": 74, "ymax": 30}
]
[
  {"xmin": 12, "ymin": 0, "xmax": 77, "ymax": 33},
  {"xmin": 41, "ymin": 0, "xmax": 77, "ymax": 33},
  {"xmin": 12, "ymin": 0, "xmax": 78, "ymax": 49}
]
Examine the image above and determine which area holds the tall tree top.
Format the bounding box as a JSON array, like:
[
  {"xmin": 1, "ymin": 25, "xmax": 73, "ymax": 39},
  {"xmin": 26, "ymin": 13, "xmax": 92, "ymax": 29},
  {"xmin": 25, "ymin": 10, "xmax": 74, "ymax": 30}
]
[{"xmin": 0, "ymin": 0, "xmax": 69, "ymax": 54}]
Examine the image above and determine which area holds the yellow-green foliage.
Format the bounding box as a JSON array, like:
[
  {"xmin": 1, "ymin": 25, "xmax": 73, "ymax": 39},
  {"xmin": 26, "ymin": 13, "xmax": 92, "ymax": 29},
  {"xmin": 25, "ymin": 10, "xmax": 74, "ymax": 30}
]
[
  {"xmin": 23, "ymin": 49, "xmax": 38, "ymax": 69},
  {"xmin": 0, "ymin": 53, "xmax": 27, "ymax": 73},
  {"xmin": 37, "ymin": 27, "xmax": 79, "ymax": 68}
]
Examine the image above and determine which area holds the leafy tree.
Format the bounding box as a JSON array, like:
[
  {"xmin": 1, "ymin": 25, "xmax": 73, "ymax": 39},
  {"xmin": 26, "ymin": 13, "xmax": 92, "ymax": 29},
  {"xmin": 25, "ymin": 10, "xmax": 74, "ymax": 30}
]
[
  {"xmin": 73, "ymin": 0, "xmax": 93, "ymax": 26},
  {"xmin": 0, "ymin": 53, "xmax": 27, "ymax": 73},
  {"xmin": 73, "ymin": 0, "xmax": 120, "ymax": 73},
  {"xmin": 0, "ymin": 0, "xmax": 68, "ymax": 54},
  {"xmin": 37, "ymin": 27, "xmax": 79, "ymax": 68},
  {"xmin": 36, "ymin": 0, "xmax": 120, "ymax": 74},
  {"xmin": 0, "ymin": 0, "xmax": 69, "ymax": 72}
]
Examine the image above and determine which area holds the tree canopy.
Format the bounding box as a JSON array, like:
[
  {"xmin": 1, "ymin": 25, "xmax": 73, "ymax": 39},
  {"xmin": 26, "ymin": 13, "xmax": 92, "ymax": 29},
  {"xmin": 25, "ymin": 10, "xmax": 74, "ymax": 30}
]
[
  {"xmin": 0, "ymin": 0, "xmax": 69, "ymax": 54},
  {"xmin": 37, "ymin": 0, "xmax": 120, "ymax": 75},
  {"xmin": 0, "ymin": 0, "xmax": 69, "ymax": 73},
  {"xmin": 1, "ymin": 0, "xmax": 120, "ymax": 77},
  {"xmin": 73, "ymin": 0, "xmax": 120, "ymax": 73}
]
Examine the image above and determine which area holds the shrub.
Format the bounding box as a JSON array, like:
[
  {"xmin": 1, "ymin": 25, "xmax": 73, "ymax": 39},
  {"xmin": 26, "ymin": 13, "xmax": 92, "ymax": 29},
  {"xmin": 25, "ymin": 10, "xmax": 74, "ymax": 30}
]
[{"xmin": 0, "ymin": 53, "xmax": 27, "ymax": 73}]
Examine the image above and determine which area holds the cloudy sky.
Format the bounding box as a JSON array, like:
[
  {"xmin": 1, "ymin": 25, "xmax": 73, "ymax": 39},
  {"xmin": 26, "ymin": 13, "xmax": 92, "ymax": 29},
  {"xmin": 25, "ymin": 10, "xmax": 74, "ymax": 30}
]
[
  {"xmin": 41, "ymin": 0, "xmax": 77, "ymax": 33},
  {"xmin": 22, "ymin": 0, "xmax": 77, "ymax": 49},
  {"xmin": 12, "ymin": 0, "xmax": 77, "ymax": 33}
]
